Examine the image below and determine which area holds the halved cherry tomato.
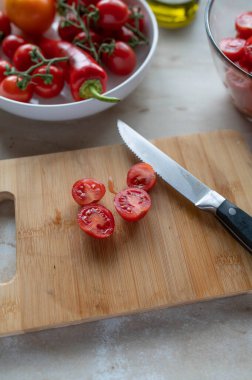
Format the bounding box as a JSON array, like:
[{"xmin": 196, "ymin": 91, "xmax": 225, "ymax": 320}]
[
  {"xmin": 0, "ymin": 60, "xmax": 11, "ymax": 82},
  {"xmin": 235, "ymin": 57, "xmax": 252, "ymax": 73},
  {"xmin": 235, "ymin": 12, "xmax": 252, "ymax": 39},
  {"xmin": 4, "ymin": 0, "xmax": 56, "ymax": 35},
  {"xmin": 32, "ymin": 65, "xmax": 65, "ymax": 98},
  {"xmin": 0, "ymin": 75, "xmax": 33, "ymax": 102},
  {"xmin": 114, "ymin": 188, "xmax": 151, "ymax": 222},
  {"xmin": 77, "ymin": 204, "xmax": 115, "ymax": 238},
  {"xmin": 72, "ymin": 178, "xmax": 106, "ymax": 205},
  {"xmin": 2, "ymin": 35, "xmax": 27, "ymax": 59},
  {"xmin": 127, "ymin": 163, "xmax": 156, "ymax": 192},
  {"xmin": 13, "ymin": 43, "xmax": 41, "ymax": 71},
  {"xmin": 0, "ymin": 11, "xmax": 11, "ymax": 41},
  {"xmin": 102, "ymin": 41, "xmax": 136, "ymax": 75},
  {"xmin": 243, "ymin": 36, "xmax": 252, "ymax": 64},
  {"xmin": 220, "ymin": 37, "xmax": 246, "ymax": 61},
  {"xmin": 96, "ymin": 0, "xmax": 130, "ymax": 31}
]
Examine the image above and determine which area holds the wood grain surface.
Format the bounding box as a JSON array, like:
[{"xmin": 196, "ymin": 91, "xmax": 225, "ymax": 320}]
[{"xmin": 0, "ymin": 129, "xmax": 251, "ymax": 336}]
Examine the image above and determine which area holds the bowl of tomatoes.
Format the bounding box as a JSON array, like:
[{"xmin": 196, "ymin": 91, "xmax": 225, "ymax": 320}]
[
  {"xmin": 205, "ymin": 0, "xmax": 252, "ymax": 120},
  {"xmin": 0, "ymin": 0, "xmax": 158, "ymax": 121}
]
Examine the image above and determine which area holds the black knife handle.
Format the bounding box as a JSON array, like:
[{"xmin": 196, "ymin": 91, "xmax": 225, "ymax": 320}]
[{"xmin": 216, "ymin": 200, "xmax": 252, "ymax": 254}]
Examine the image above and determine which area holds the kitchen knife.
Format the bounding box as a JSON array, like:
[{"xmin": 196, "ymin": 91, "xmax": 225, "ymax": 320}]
[{"xmin": 117, "ymin": 120, "xmax": 252, "ymax": 254}]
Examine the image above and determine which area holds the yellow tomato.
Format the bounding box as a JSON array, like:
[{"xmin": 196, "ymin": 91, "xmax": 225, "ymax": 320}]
[{"xmin": 4, "ymin": 0, "xmax": 56, "ymax": 35}]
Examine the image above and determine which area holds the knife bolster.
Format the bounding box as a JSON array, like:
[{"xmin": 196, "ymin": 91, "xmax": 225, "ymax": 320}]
[{"xmin": 195, "ymin": 190, "xmax": 225, "ymax": 214}]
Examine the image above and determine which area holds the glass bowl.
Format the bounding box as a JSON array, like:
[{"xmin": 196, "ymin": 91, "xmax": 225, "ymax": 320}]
[{"xmin": 205, "ymin": 0, "xmax": 252, "ymax": 121}]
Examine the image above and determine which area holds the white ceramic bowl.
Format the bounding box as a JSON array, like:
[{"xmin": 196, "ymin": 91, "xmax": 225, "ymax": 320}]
[{"xmin": 0, "ymin": 0, "xmax": 158, "ymax": 121}]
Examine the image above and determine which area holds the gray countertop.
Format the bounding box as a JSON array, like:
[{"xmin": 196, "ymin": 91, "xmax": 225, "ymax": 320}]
[{"xmin": 0, "ymin": 1, "xmax": 252, "ymax": 379}]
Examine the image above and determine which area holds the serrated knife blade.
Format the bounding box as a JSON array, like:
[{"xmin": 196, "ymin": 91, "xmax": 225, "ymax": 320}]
[{"xmin": 117, "ymin": 120, "xmax": 252, "ymax": 254}]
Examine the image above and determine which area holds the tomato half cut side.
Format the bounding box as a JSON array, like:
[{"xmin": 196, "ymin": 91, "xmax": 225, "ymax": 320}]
[
  {"xmin": 235, "ymin": 12, "xmax": 252, "ymax": 39},
  {"xmin": 114, "ymin": 188, "xmax": 151, "ymax": 222},
  {"xmin": 77, "ymin": 204, "xmax": 115, "ymax": 238},
  {"xmin": 127, "ymin": 162, "xmax": 156, "ymax": 192},
  {"xmin": 72, "ymin": 178, "xmax": 106, "ymax": 205},
  {"xmin": 219, "ymin": 37, "xmax": 246, "ymax": 62}
]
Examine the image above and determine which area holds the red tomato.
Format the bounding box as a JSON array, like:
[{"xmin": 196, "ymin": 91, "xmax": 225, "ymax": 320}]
[
  {"xmin": 127, "ymin": 163, "xmax": 156, "ymax": 192},
  {"xmin": 115, "ymin": 26, "xmax": 135, "ymax": 43},
  {"xmin": 243, "ymin": 36, "xmax": 252, "ymax": 64},
  {"xmin": 2, "ymin": 35, "xmax": 27, "ymax": 59},
  {"xmin": 127, "ymin": 8, "xmax": 145, "ymax": 32},
  {"xmin": 73, "ymin": 30, "xmax": 101, "ymax": 48},
  {"xmin": 0, "ymin": 75, "xmax": 33, "ymax": 102},
  {"xmin": 72, "ymin": 178, "xmax": 106, "ymax": 205},
  {"xmin": 0, "ymin": 11, "xmax": 11, "ymax": 40},
  {"xmin": 32, "ymin": 65, "xmax": 65, "ymax": 98},
  {"xmin": 235, "ymin": 12, "xmax": 252, "ymax": 39},
  {"xmin": 0, "ymin": 60, "xmax": 11, "ymax": 83},
  {"xmin": 58, "ymin": 16, "xmax": 82, "ymax": 42},
  {"xmin": 13, "ymin": 43, "xmax": 41, "ymax": 71},
  {"xmin": 114, "ymin": 188, "xmax": 151, "ymax": 222},
  {"xmin": 235, "ymin": 58, "xmax": 252, "ymax": 73},
  {"xmin": 102, "ymin": 41, "xmax": 136, "ymax": 75},
  {"xmin": 4, "ymin": 0, "xmax": 56, "ymax": 35},
  {"xmin": 77, "ymin": 204, "xmax": 115, "ymax": 238},
  {"xmin": 220, "ymin": 37, "xmax": 246, "ymax": 61},
  {"xmin": 96, "ymin": 0, "xmax": 130, "ymax": 31}
]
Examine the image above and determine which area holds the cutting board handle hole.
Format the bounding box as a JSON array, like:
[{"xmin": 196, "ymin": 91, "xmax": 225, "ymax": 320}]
[{"xmin": 0, "ymin": 192, "xmax": 16, "ymax": 284}]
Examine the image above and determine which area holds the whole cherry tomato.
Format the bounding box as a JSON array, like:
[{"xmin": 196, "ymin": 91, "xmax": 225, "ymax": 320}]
[
  {"xmin": 13, "ymin": 43, "xmax": 41, "ymax": 71},
  {"xmin": 114, "ymin": 188, "xmax": 151, "ymax": 222},
  {"xmin": 0, "ymin": 60, "xmax": 12, "ymax": 82},
  {"xmin": 72, "ymin": 178, "xmax": 106, "ymax": 205},
  {"xmin": 58, "ymin": 15, "xmax": 82, "ymax": 42},
  {"xmin": 2, "ymin": 35, "xmax": 27, "ymax": 59},
  {"xmin": 127, "ymin": 163, "xmax": 157, "ymax": 192},
  {"xmin": 96, "ymin": 0, "xmax": 130, "ymax": 31},
  {"xmin": 77, "ymin": 204, "xmax": 115, "ymax": 238},
  {"xmin": 102, "ymin": 41, "xmax": 136, "ymax": 75},
  {"xmin": 73, "ymin": 30, "xmax": 101, "ymax": 49},
  {"xmin": 115, "ymin": 26, "xmax": 136, "ymax": 44},
  {"xmin": 0, "ymin": 11, "xmax": 11, "ymax": 41},
  {"xmin": 235, "ymin": 12, "xmax": 252, "ymax": 39},
  {"xmin": 0, "ymin": 75, "xmax": 33, "ymax": 102},
  {"xmin": 127, "ymin": 7, "xmax": 145, "ymax": 32},
  {"xmin": 220, "ymin": 37, "xmax": 246, "ymax": 62},
  {"xmin": 32, "ymin": 65, "xmax": 65, "ymax": 98},
  {"xmin": 4, "ymin": 0, "xmax": 56, "ymax": 35}
]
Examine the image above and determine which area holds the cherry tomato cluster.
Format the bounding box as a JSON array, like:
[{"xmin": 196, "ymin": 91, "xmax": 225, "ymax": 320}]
[
  {"xmin": 72, "ymin": 162, "xmax": 157, "ymax": 239},
  {"xmin": 220, "ymin": 11, "xmax": 252, "ymax": 73},
  {"xmin": 57, "ymin": 0, "xmax": 147, "ymax": 76},
  {"xmin": 0, "ymin": 0, "xmax": 148, "ymax": 103}
]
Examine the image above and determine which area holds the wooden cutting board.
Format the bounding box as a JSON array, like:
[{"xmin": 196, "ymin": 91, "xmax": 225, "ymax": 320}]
[{"xmin": 0, "ymin": 129, "xmax": 252, "ymax": 336}]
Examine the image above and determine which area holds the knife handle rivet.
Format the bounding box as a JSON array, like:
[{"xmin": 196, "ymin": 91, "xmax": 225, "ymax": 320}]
[{"xmin": 228, "ymin": 207, "xmax": 237, "ymax": 216}]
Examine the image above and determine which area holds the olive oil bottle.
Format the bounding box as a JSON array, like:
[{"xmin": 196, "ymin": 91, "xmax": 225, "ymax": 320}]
[{"xmin": 147, "ymin": 0, "xmax": 199, "ymax": 28}]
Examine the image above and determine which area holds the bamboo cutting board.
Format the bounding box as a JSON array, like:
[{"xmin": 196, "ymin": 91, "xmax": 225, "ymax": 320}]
[{"xmin": 0, "ymin": 130, "xmax": 252, "ymax": 336}]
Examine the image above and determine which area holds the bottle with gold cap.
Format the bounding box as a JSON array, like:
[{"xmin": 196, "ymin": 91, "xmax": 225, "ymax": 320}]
[{"xmin": 147, "ymin": 0, "xmax": 199, "ymax": 29}]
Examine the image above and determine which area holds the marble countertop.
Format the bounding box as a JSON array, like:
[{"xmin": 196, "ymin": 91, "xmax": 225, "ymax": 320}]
[{"xmin": 0, "ymin": 1, "xmax": 251, "ymax": 379}]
